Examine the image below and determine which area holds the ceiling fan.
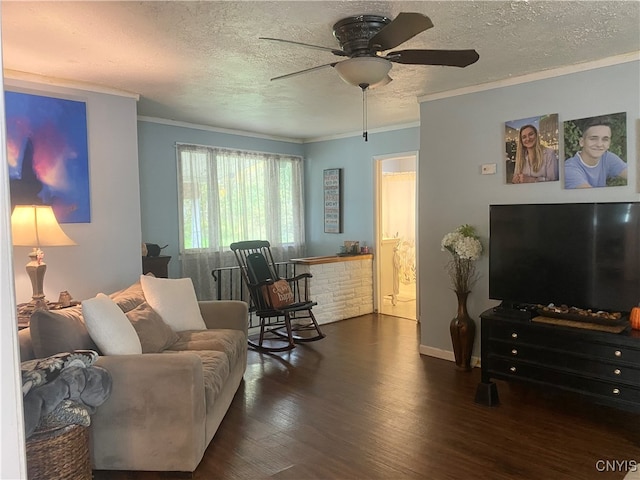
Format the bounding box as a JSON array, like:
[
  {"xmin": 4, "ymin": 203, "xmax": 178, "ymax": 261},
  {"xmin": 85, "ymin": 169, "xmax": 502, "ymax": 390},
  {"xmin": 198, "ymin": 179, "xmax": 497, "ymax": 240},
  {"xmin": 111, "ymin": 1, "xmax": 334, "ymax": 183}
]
[{"xmin": 260, "ymin": 12, "xmax": 480, "ymax": 89}]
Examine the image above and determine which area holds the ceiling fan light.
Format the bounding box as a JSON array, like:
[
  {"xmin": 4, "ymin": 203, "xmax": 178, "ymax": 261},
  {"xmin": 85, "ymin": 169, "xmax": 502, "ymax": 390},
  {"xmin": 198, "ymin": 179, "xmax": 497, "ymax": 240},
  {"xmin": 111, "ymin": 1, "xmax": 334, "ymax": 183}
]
[
  {"xmin": 369, "ymin": 75, "xmax": 392, "ymax": 89},
  {"xmin": 334, "ymin": 57, "xmax": 392, "ymax": 88}
]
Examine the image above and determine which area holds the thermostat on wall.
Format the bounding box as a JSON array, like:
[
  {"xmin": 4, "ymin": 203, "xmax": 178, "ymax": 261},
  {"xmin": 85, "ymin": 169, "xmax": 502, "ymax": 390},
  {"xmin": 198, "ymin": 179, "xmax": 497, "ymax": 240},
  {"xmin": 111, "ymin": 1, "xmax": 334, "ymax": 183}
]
[{"xmin": 481, "ymin": 163, "xmax": 497, "ymax": 175}]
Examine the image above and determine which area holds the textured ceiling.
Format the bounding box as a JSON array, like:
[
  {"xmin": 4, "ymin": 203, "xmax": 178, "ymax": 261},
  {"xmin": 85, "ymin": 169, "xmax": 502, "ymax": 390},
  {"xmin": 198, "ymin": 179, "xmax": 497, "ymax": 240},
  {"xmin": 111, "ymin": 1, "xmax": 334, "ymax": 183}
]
[{"xmin": 3, "ymin": 1, "xmax": 639, "ymax": 141}]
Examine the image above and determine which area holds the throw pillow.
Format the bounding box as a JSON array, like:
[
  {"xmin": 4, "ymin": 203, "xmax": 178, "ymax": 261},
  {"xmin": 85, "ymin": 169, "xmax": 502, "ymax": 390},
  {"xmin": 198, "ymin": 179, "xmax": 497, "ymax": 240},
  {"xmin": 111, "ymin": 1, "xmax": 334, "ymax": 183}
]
[
  {"xmin": 262, "ymin": 279, "xmax": 295, "ymax": 309},
  {"xmin": 29, "ymin": 307, "xmax": 99, "ymax": 359},
  {"xmin": 125, "ymin": 302, "xmax": 179, "ymax": 353},
  {"xmin": 82, "ymin": 293, "xmax": 142, "ymax": 355},
  {"xmin": 140, "ymin": 275, "xmax": 206, "ymax": 332},
  {"xmin": 110, "ymin": 281, "xmax": 146, "ymax": 313}
]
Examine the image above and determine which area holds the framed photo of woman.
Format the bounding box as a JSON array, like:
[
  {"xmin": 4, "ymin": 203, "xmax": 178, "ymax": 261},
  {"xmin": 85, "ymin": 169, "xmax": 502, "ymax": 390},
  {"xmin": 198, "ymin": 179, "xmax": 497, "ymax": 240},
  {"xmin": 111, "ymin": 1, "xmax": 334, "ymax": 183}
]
[{"xmin": 505, "ymin": 114, "xmax": 559, "ymax": 185}]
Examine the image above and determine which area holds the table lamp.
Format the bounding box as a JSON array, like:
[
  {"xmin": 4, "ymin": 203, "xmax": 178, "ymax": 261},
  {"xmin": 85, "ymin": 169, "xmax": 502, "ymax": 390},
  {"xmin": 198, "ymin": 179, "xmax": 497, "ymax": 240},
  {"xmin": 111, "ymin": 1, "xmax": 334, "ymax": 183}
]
[{"xmin": 11, "ymin": 205, "xmax": 76, "ymax": 311}]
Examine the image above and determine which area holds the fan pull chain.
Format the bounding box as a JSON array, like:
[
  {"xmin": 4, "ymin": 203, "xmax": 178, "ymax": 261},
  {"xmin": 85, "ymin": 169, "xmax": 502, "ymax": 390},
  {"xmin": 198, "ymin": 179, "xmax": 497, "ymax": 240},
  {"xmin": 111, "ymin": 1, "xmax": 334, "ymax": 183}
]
[{"xmin": 360, "ymin": 83, "xmax": 369, "ymax": 142}]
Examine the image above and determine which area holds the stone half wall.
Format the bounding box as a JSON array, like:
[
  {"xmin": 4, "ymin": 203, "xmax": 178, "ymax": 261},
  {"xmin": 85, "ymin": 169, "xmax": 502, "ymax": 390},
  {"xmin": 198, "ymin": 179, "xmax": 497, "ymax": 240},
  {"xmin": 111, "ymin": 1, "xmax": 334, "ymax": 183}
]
[{"xmin": 295, "ymin": 256, "xmax": 373, "ymax": 325}]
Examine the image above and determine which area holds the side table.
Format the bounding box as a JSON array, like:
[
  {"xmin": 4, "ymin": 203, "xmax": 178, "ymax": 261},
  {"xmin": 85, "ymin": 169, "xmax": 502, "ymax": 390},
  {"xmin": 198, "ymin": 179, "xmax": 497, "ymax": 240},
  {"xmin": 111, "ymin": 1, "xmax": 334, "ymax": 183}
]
[
  {"xmin": 17, "ymin": 302, "xmax": 79, "ymax": 329},
  {"xmin": 142, "ymin": 255, "xmax": 171, "ymax": 278}
]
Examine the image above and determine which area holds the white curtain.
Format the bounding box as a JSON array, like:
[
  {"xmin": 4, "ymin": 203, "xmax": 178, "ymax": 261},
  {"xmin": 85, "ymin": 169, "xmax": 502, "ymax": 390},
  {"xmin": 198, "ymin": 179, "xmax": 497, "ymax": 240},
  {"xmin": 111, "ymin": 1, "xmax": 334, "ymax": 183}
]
[{"xmin": 177, "ymin": 144, "xmax": 306, "ymax": 299}]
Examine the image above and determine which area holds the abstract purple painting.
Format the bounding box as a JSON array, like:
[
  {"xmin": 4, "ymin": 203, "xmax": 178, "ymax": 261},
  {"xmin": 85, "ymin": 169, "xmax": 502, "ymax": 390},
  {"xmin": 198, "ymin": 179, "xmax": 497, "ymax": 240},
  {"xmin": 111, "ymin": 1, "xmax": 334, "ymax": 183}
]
[{"xmin": 6, "ymin": 91, "xmax": 90, "ymax": 223}]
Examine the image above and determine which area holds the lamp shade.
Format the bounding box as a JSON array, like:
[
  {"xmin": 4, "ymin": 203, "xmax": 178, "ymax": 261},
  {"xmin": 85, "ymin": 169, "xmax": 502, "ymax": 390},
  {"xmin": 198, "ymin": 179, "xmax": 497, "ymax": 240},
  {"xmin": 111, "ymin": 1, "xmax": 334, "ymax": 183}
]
[
  {"xmin": 334, "ymin": 57, "xmax": 392, "ymax": 88},
  {"xmin": 11, "ymin": 205, "xmax": 76, "ymax": 247}
]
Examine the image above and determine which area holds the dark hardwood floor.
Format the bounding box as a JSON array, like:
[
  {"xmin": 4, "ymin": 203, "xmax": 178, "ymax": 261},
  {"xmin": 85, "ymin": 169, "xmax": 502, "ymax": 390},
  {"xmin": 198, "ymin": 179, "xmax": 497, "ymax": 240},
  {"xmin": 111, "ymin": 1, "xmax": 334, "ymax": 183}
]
[{"xmin": 94, "ymin": 314, "xmax": 639, "ymax": 480}]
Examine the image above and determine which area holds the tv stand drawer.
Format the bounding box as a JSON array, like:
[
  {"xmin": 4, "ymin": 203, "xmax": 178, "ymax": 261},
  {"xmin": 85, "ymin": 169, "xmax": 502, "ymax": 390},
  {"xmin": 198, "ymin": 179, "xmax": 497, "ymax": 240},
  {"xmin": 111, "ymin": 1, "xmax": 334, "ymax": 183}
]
[
  {"xmin": 487, "ymin": 357, "xmax": 640, "ymax": 403},
  {"xmin": 477, "ymin": 311, "xmax": 640, "ymax": 413},
  {"xmin": 488, "ymin": 343, "xmax": 640, "ymax": 384},
  {"xmin": 487, "ymin": 318, "xmax": 640, "ymax": 363}
]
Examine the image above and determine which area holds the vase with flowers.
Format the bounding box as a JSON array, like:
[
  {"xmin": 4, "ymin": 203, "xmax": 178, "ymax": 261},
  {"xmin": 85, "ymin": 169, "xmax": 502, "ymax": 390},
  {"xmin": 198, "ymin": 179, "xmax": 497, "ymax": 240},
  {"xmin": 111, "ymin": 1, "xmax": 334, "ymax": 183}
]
[{"xmin": 441, "ymin": 224, "xmax": 483, "ymax": 371}]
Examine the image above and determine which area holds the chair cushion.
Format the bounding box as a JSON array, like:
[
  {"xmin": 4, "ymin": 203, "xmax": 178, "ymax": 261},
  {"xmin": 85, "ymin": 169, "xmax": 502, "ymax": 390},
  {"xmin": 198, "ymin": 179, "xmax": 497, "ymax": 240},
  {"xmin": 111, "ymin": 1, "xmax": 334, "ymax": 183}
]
[
  {"xmin": 125, "ymin": 302, "xmax": 179, "ymax": 353},
  {"xmin": 140, "ymin": 275, "xmax": 206, "ymax": 332},
  {"xmin": 82, "ymin": 293, "xmax": 142, "ymax": 355},
  {"xmin": 30, "ymin": 306, "xmax": 98, "ymax": 359}
]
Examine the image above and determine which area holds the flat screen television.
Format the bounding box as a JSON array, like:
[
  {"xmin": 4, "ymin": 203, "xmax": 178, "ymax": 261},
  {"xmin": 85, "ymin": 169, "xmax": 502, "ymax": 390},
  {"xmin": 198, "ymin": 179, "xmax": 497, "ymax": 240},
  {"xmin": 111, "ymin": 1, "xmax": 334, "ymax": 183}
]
[{"xmin": 489, "ymin": 202, "xmax": 640, "ymax": 313}]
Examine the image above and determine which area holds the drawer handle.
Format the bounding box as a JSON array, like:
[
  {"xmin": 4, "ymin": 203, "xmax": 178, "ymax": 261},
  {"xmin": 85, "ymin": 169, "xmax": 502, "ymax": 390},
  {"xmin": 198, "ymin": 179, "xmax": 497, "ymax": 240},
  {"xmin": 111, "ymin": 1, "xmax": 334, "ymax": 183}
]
[
  {"xmin": 511, "ymin": 333, "xmax": 518, "ymax": 339},
  {"xmin": 511, "ymin": 349, "xmax": 518, "ymax": 355},
  {"xmin": 509, "ymin": 366, "xmax": 517, "ymax": 373},
  {"xmin": 614, "ymin": 350, "xmax": 622, "ymax": 357},
  {"xmin": 613, "ymin": 388, "xmax": 620, "ymax": 395},
  {"xmin": 614, "ymin": 369, "xmax": 621, "ymax": 375}
]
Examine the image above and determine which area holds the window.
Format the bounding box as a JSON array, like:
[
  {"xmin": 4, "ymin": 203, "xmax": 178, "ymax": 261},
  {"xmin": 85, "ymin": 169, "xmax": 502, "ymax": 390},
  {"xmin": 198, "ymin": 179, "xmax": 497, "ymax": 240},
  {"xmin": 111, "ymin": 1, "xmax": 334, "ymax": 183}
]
[{"xmin": 177, "ymin": 144, "xmax": 306, "ymax": 299}]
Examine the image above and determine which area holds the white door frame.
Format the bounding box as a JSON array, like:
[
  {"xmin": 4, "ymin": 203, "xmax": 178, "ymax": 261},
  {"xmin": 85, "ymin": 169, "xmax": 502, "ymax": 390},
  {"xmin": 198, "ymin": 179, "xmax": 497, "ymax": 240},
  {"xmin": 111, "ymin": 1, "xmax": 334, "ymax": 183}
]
[
  {"xmin": 373, "ymin": 151, "xmax": 419, "ymax": 322},
  {"xmin": 0, "ymin": 29, "xmax": 29, "ymax": 476}
]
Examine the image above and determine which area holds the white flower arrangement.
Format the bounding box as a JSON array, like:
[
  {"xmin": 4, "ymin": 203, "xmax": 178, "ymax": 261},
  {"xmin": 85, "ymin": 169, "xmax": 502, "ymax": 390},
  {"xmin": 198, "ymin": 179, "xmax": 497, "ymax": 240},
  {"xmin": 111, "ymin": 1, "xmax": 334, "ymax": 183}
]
[{"xmin": 441, "ymin": 224, "xmax": 483, "ymax": 293}]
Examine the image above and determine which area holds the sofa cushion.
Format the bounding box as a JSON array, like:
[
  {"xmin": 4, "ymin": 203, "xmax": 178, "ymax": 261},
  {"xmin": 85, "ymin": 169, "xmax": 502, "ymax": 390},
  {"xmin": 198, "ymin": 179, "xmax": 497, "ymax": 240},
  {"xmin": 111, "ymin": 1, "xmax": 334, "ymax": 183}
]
[
  {"xmin": 110, "ymin": 281, "xmax": 146, "ymax": 314},
  {"xmin": 30, "ymin": 306, "xmax": 99, "ymax": 359},
  {"xmin": 82, "ymin": 294, "xmax": 142, "ymax": 355},
  {"xmin": 125, "ymin": 302, "xmax": 179, "ymax": 353},
  {"xmin": 140, "ymin": 275, "xmax": 206, "ymax": 332},
  {"xmin": 173, "ymin": 350, "xmax": 230, "ymax": 409},
  {"xmin": 169, "ymin": 329, "xmax": 246, "ymax": 368}
]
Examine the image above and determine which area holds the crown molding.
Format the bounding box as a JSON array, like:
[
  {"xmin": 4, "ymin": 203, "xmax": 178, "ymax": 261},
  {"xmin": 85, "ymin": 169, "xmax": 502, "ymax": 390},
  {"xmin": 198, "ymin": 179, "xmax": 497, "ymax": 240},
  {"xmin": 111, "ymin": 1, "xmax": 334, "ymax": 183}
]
[
  {"xmin": 304, "ymin": 121, "xmax": 420, "ymax": 143},
  {"xmin": 3, "ymin": 69, "xmax": 140, "ymax": 99},
  {"xmin": 418, "ymin": 51, "xmax": 640, "ymax": 103},
  {"xmin": 137, "ymin": 116, "xmax": 303, "ymax": 144}
]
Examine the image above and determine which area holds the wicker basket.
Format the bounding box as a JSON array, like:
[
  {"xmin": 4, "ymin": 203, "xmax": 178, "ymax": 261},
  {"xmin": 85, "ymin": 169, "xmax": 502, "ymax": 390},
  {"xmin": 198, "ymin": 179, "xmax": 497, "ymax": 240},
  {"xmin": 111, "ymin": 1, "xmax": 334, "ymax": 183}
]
[{"xmin": 26, "ymin": 423, "xmax": 92, "ymax": 480}]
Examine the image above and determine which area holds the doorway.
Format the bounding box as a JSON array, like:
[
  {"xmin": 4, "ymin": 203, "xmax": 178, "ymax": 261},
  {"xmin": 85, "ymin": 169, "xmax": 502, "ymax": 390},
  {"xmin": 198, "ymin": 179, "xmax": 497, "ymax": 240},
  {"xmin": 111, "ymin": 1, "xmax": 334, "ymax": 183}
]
[{"xmin": 375, "ymin": 153, "xmax": 418, "ymax": 321}]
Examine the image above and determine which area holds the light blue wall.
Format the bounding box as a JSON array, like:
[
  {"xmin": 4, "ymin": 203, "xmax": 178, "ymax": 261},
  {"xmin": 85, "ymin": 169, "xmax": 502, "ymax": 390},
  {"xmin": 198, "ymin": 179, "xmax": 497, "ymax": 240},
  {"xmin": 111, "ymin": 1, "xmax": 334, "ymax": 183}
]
[
  {"xmin": 137, "ymin": 121, "xmax": 304, "ymax": 277},
  {"xmin": 419, "ymin": 61, "xmax": 640, "ymax": 354},
  {"xmin": 303, "ymin": 127, "xmax": 419, "ymax": 255}
]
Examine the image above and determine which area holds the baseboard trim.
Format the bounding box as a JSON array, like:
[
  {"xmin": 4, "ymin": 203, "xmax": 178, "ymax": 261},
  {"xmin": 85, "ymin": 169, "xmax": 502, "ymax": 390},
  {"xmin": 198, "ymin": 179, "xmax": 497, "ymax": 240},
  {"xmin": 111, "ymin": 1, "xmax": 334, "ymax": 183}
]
[{"xmin": 419, "ymin": 344, "xmax": 481, "ymax": 369}]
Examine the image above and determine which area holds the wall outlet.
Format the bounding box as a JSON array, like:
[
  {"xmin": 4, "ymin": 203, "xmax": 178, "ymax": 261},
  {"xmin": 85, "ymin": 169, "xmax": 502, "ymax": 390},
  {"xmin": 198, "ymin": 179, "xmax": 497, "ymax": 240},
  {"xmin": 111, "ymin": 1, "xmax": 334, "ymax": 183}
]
[{"xmin": 481, "ymin": 163, "xmax": 497, "ymax": 175}]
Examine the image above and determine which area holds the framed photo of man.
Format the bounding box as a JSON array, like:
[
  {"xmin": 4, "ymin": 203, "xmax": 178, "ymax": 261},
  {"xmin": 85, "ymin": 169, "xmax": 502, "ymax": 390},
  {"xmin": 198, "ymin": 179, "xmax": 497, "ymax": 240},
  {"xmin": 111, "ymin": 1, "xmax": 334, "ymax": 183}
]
[
  {"xmin": 563, "ymin": 112, "xmax": 627, "ymax": 189},
  {"xmin": 505, "ymin": 114, "xmax": 559, "ymax": 185}
]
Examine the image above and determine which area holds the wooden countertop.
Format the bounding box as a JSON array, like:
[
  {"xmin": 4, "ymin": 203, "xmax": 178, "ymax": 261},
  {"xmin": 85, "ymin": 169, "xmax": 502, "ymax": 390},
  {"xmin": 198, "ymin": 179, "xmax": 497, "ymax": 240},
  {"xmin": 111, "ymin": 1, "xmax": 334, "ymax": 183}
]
[{"xmin": 290, "ymin": 254, "xmax": 373, "ymax": 265}]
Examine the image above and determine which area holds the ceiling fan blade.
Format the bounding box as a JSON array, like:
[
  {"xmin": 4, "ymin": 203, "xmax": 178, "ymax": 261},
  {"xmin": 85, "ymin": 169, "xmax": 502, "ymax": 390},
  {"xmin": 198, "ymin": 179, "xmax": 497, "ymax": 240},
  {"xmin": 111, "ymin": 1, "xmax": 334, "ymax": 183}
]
[
  {"xmin": 386, "ymin": 49, "xmax": 480, "ymax": 68},
  {"xmin": 368, "ymin": 13, "xmax": 434, "ymax": 51},
  {"xmin": 259, "ymin": 37, "xmax": 347, "ymax": 57},
  {"xmin": 270, "ymin": 62, "xmax": 339, "ymax": 81}
]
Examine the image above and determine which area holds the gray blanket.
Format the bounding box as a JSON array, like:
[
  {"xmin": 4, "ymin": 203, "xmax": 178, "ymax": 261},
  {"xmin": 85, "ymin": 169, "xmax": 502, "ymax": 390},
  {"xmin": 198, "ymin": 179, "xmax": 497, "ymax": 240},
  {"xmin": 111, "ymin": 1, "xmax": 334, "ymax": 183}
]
[{"xmin": 22, "ymin": 352, "xmax": 112, "ymax": 438}]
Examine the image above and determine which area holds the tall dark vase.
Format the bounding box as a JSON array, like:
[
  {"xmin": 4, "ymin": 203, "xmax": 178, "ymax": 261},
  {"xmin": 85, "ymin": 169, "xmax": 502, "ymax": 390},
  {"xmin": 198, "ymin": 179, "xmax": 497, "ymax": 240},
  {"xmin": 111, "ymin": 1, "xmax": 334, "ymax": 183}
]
[{"xmin": 450, "ymin": 290, "xmax": 476, "ymax": 371}]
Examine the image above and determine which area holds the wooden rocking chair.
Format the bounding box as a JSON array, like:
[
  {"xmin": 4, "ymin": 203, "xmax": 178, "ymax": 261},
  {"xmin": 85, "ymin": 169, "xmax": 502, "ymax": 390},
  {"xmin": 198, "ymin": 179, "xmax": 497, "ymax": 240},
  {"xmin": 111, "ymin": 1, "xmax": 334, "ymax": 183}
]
[{"xmin": 230, "ymin": 240, "xmax": 325, "ymax": 352}]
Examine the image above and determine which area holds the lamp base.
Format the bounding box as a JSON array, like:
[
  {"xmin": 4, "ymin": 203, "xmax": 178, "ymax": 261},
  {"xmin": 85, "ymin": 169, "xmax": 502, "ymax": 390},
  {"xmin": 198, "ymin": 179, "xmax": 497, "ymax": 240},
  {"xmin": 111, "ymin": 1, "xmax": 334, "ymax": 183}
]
[{"xmin": 24, "ymin": 248, "xmax": 50, "ymax": 309}]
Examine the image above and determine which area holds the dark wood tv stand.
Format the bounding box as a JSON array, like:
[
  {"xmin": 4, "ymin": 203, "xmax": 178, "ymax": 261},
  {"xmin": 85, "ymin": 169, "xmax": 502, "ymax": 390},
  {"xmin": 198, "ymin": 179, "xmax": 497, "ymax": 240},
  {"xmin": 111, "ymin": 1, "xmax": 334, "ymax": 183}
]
[{"xmin": 475, "ymin": 308, "xmax": 640, "ymax": 413}]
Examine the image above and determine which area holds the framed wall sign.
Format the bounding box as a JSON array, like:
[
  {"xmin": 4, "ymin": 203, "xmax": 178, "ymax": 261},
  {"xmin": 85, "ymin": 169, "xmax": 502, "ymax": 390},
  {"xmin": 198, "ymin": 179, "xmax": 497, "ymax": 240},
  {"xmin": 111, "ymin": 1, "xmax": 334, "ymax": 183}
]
[{"xmin": 323, "ymin": 168, "xmax": 342, "ymax": 233}]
